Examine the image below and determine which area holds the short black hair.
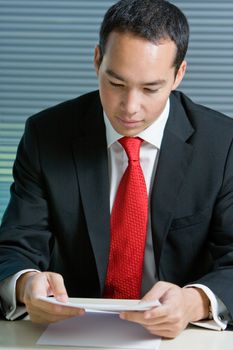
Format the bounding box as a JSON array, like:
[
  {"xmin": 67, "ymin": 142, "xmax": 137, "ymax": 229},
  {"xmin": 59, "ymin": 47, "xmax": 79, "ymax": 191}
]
[{"xmin": 99, "ymin": 0, "xmax": 189, "ymax": 75}]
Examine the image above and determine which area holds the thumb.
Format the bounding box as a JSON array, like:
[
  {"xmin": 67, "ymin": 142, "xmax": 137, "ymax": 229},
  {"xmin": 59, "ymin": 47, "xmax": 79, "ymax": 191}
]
[
  {"xmin": 141, "ymin": 281, "xmax": 173, "ymax": 303},
  {"xmin": 46, "ymin": 272, "xmax": 68, "ymax": 303}
]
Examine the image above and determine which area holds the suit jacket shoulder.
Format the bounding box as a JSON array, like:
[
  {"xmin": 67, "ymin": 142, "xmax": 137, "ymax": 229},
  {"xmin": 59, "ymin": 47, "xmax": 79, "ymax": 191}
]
[
  {"xmin": 22, "ymin": 90, "xmax": 105, "ymax": 158},
  {"xmin": 27, "ymin": 90, "xmax": 102, "ymax": 131},
  {"xmin": 172, "ymin": 90, "xmax": 233, "ymax": 133}
]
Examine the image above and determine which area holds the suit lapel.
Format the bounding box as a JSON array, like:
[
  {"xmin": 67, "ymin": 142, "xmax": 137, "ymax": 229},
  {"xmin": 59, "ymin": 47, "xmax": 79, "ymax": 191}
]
[
  {"xmin": 151, "ymin": 93, "xmax": 194, "ymax": 272},
  {"xmin": 72, "ymin": 93, "xmax": 110, "ymax": 292},
  {"xmin": 71, "ymin": 91, "xmax": 195, "ymax": 287}
]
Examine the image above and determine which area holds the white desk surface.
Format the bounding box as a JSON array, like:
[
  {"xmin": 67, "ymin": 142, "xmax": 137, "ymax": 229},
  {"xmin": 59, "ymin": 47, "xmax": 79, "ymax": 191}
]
[{"xmin": 1, "ymin": 297, "xmax": 233, "ymax": 350}]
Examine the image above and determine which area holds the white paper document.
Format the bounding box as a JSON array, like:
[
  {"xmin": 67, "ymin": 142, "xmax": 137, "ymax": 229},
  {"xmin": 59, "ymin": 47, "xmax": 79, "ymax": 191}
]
[
  {"xmin": 37, "ymin": 311, "xmax": 161, "ymax": 349},
  {"xmin": 38, "ymin": 296, "xmax": 160, "ymax": 312}
]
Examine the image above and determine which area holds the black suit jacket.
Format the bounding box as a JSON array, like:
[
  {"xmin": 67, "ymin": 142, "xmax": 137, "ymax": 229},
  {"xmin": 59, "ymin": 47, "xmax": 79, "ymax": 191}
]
[{"xmin": 1, "ymin": 90, "xmax": 233, "ymax": 317}]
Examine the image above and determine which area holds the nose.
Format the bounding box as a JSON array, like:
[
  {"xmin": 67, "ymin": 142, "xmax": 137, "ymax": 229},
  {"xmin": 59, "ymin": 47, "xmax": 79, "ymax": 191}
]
[{"xmin": 121, "ymin": 90, "xmax": 140, "ymax": 116}]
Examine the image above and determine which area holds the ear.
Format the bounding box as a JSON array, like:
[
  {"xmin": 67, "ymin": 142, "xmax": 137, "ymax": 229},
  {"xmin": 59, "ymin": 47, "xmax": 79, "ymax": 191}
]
[
  {"xmin": 94, "ymin": 45, "xmax": 101, "ymax": 75},
  {"xmin": 171, "ymin": 60, "xmax": 187, "ymax": 91}
]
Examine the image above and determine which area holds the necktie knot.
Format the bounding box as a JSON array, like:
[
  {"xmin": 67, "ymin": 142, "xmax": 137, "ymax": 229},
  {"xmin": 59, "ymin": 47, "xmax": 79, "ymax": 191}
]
[{"xmin": 119, "ymin": 137, "xmax": 143, "ymax": 162}]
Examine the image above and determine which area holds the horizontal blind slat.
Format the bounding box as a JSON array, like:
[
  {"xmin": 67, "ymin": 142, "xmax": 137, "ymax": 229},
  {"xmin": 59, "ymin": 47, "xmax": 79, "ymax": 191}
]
[{"xmin": 1, "ymin": 0, "xmax": 233, "ymax": 220}]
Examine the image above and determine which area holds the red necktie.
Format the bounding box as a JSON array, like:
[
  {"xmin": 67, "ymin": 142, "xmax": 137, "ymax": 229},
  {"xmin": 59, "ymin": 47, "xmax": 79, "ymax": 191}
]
[{"xmin": 104, "ymin": 137, "xmax": 148, "ymax": 299}]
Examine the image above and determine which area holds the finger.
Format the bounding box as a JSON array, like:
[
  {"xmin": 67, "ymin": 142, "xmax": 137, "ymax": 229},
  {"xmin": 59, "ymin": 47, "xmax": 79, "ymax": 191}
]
[
  {"xmin": 120, "ymin": 310, "xmax": 163, "ymax": 326},
  {"xmin": 32, "ymin": 298, "xmax": 85, "ymax": 316},
  {"xmin": 27, "ymin": 298, "xmax": 85, "ymax": 324},
  {"xmin": 30, "ymin": 272, "xmax": 68, "ymax": 302},
  {"xmin": 120, "ymin": 311, "xmax": 185, "ymax": 339},
  {"xmin": 121, "ymin": 301, "xmax": 169, "ymax": 322},
  {"xmin": 46, "ymin": 273, "xmax": 69, "ymax": 302},
  {"xmin": 120, "ymin": 308, "xmax": 168, "ymax": 327},
  {"xmin": 120, "ymin": 311, "xmax": 145, "ymax": 323},
  {"xmin": 143, "ymin": 324, "xmax": 180, "ymax": 339},
  {"xmin": 143, "ymin": 316, "xmax": 186, "ymax": 339},
  {"xmin": 29, "ymin": 307, "xmax": 85, "ymax": 324},
  {"xmin": 144, "ymin": 304, "xmax": 169, "ymax": 320}
]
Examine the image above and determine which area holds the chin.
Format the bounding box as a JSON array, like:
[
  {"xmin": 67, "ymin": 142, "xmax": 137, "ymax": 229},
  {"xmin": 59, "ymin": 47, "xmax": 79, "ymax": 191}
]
[
  {"xmin": 119, "ymin": 130, "xmax": 138, "ymax": 137},
  {"xmin": 112, "ymin": 123, "xmax": 140, "ymax": 137}
]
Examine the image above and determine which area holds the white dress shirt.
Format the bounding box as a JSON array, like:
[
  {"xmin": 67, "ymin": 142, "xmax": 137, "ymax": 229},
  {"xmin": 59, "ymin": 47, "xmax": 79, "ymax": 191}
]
[{"xmin": 0, "ymin": 98, "xmax": 230, "ymax": 329}]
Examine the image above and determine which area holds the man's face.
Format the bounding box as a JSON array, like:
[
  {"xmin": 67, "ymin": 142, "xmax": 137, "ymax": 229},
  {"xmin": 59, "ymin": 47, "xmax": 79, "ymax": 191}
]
[{"xmin": 94, "ymin": 31, "xmax": 186, "ymax": 136}]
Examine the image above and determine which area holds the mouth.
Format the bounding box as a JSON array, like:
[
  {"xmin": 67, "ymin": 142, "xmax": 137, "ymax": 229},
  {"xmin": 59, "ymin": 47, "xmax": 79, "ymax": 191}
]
[{"xmin": 117, "ymin": 117, "xmax": 143, "ymax": 129}]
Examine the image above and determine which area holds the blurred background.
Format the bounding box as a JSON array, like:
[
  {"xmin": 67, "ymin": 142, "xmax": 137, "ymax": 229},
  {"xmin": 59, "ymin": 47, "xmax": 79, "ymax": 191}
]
[{"xmin": 1, "ymin": 0, "xmax": 233, "ymax": 220}]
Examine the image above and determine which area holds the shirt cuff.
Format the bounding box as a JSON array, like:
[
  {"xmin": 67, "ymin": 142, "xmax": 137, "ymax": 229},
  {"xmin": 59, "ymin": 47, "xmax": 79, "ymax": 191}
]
[
  {"xmin": 185, "ymin": 283, "xmax": 231, "ymax": 330},
  {"xmin": 0, "ymin": 269, "xmax": 40, "ymax": 320}
]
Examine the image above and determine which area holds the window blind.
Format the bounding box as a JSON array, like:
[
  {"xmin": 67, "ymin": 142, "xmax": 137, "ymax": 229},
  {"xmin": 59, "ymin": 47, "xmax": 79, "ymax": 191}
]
[
  {"xmin": 1, "ymin": 0, "xmax": 233, "ymax": 220},
  {"xmin": 0, "ymin": 0, "xmax": 115, "ymax": 220},
  {"xmin": 176, "ymin": 1, "xmax": 233, "ymax": 114}
]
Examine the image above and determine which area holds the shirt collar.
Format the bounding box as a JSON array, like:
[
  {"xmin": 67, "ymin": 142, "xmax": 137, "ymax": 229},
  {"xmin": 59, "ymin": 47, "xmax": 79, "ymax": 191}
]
[{"xmin": 104, "ymin": 98, "xmax": 170, "ymax": 149}]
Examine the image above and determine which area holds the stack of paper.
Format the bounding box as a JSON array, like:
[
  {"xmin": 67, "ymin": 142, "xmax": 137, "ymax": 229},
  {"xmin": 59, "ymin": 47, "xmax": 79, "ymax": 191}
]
[{"xmin": 37, "ymin": 297, "xmax": 161, "ymax": 349}]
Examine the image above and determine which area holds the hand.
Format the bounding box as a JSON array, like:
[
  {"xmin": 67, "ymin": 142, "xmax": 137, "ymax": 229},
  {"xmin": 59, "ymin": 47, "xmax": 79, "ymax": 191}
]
[
  {"xmin": 120, "ymin": 281, "xmax": 209, "ymax": 338},
  {"xmin": 16, "ymin": 271, "xmax": 85, "ymax": 324}
]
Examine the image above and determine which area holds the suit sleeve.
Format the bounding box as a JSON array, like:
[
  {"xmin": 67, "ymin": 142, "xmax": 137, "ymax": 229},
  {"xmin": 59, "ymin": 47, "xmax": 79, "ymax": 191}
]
[
  {"xmin": 0, "ymin": 117, "xmax": 53, "ymax": 281},
  {"xmin": 195, "ymin": 137, "xmax": 233, "ymax": 319}
]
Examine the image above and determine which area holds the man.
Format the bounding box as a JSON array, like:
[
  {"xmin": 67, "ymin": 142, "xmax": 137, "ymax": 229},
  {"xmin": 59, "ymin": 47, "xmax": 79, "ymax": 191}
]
[{"xmin": 0, "ymin": 0, "xmax": 233, "ymax": 339}]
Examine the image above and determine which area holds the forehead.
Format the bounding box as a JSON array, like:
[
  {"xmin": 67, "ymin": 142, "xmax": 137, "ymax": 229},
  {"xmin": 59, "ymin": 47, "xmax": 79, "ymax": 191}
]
[{"xmin": 101, "ymin": 31, "xmax": 177, "ymax": 80}]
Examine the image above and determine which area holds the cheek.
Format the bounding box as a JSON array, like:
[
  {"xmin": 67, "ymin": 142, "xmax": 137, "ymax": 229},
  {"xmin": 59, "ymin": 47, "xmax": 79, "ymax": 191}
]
[
  {"xmin": 99, "ymin": 83, "xmax": 119, "ymax": 113},
  {"xmin": 146, "ymin": 95, "xmax": 169, "ymax": 122}
]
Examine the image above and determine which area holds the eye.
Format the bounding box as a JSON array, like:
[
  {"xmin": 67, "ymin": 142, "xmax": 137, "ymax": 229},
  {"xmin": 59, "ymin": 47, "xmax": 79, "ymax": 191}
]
[
  {"xmin": 143, "ymin": 88, "xmax": 158, "ymax": 94},
  {"xmin": 109, "ymin": 81, "xmax": 124, "ymax": 88}
]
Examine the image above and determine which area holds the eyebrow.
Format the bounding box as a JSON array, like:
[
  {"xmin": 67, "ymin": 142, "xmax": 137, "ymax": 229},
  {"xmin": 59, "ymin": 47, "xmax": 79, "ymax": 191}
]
[{"xmin": 106, "ymin": 69, "xmax": 166, "ymax": 86}]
